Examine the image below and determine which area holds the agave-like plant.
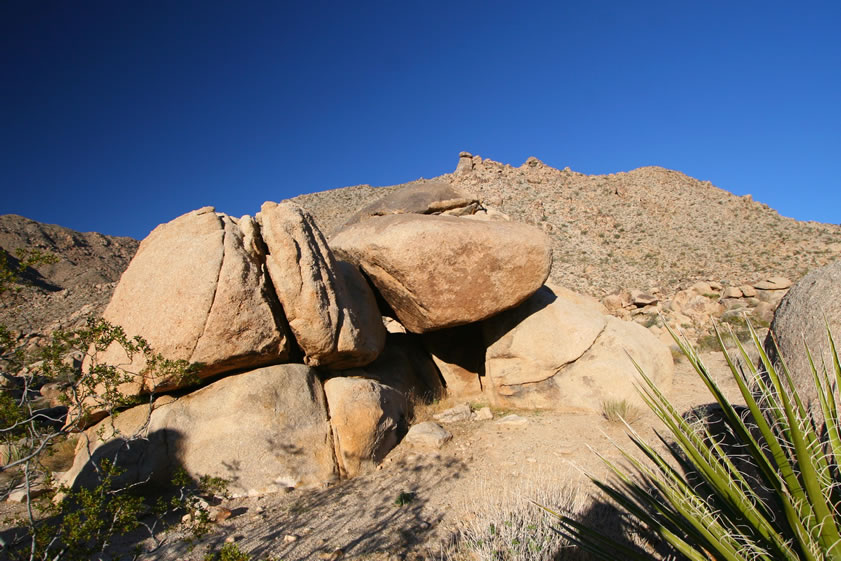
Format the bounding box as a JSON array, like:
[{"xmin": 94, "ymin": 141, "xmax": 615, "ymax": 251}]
[{"xmin": 546, "ymin": 322, "xmax": 841, "ymax": 560}]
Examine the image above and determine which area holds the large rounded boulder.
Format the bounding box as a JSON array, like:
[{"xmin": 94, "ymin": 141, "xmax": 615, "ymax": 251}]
[
  {"xmin": 60, "ymin": 364, "xmax": 337, "ymax": 496},
  {"xmin": 92, "ymin": 207, "xmax": 291, "ymax": 395},
  {"xmin": 330, "ymin": 214, "xmax": 552, "ymax": 333},
  {"xmin": 764, "ymin": 260, "xmax": 841, "ymax": 411},
  {"xmin": 482, "ymin": 285, "xmax": 673, "ymax": 412}
]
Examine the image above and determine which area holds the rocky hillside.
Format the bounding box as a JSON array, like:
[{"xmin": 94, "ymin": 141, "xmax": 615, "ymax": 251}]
[
  {"xmin": 293, "ymin": 154, "xmax": 841, "ymax": 298},
  {"xmin": 4, "ymin": 154, "xmax": 840, "ymax": 339},
  {"xmin": 0, "ymin": 214, "xmax": 138, "ymax": 336}
]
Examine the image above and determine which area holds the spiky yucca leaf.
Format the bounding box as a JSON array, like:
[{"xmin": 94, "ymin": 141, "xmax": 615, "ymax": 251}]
[{"xmin": 549, "ymin": 322, "xmax": 841, "ymax": 561}]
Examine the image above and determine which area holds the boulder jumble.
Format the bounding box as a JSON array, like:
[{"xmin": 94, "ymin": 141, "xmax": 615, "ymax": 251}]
[{"xmin": 62, "ymin": 179, "xmax": 676, "ymax": 497}]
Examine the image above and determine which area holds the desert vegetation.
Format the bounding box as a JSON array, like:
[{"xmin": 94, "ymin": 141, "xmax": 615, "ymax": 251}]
[
  {"xmin": 550, "ymin": 323, "xmax": 841, "ymax": 560},
  {"xmin": 0, "ymin": 248, "xmax": 231, "ymax": 560}
]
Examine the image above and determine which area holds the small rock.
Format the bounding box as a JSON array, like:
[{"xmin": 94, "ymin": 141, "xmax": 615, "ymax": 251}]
[
  {"xmin": 601, "ymin": 294, "xmax": 624, "ymax": 313},
  {"xmin": 740, "ymin": 285, "xmax": 758, "ymax": 298},
  {"xmin": 472, "ymin": 407, "xmax": 493, "ymax": 421},
  {"xmin": 497, "ymin": 414, "xmax": 528, "ymax": 427},
  {"xmin": 690, "ymin": 281, "xmax": 714, "ymax": 295},
  {"xmin": 722, "ymin": 287, "xmax": 743, "ymax": 299},
  {"xmin": 433, "ymin": 403, "xmax": 472, "ymax": 423},
  {"xmin": 319, "ymin": 549, "xmax": 345, "ymax": 561},
  {"xmin": 754, "ymin": 277, "xmax": 792, "ymax": 291},
  {"xmin": 225, "ymin": 536, "xmax": 236, "ymax": 544},
  {"xmin": 404, "ymin": 422, "xmax": 452, "ymax": 448},
  {"xmin": 630, "ymin": 290, "xmax": 658, "ymax": 307},
  {"xmin": 209, "ymin": 506, "xmax": 233, "ymax": 523},
  {"xmin": 284, "ymin": 534, "xmax": 299, "ymax": 543}
]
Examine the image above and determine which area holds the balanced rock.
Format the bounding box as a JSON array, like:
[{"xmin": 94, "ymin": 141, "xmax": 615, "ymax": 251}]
[
  {"xmin": 323, "ymin": 377, "xmax": 407, "ymax": 478},
  {"xmin": 92, "ymin": 207, "xmax": 290, "ymax": 394},
  {"xmin": 61, "ymin": 364, "xmax": 337, "ymax": 496},
  {"xmin": 455, "ymin": 153, "xmax": 475, "ymax": 174},
  {"xmin": 764, "ymin": 261, "xmax": 841, "ymax": 413},
  {"xmin": 259, "ymin": 201, "xmax": 385, "ymax": 369},
  {"xmin": 340, "ymin": 181, "xmax": 480, "ymax": 230},
  {"xmin": 331, "ymin": 214, "xmax": 552, "ymax": 333}
]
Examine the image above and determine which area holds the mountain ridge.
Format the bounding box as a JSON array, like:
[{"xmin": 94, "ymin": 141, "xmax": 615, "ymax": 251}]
[
  {"xmin": 3, "ymin": 154, "xmax": 840, "ymax": 337},
  {"xmin": 295, "ymin": 154, "xmax": 841, "ymax": 297}
]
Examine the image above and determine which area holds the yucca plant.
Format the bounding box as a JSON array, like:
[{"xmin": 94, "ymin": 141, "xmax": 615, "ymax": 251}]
[{"xmin": 545, "ymin": 321, "xmax": 841, "ymax": 560}]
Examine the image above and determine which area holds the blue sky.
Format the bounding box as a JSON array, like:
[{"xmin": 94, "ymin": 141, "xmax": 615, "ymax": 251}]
[{"xmin": 2, "ymin": 1, "xmax": 839, "ymax": 239}]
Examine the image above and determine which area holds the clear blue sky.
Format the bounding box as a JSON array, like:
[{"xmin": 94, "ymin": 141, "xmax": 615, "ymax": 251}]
[{"xmin": 2, "ymin": 1, "xmax": 839, "ymax": 240}]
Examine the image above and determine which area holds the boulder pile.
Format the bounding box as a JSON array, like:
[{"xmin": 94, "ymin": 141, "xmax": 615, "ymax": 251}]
[
  {"xmin": 601, "ymin": 276, "xmax": 792, "ymax": 345},
  {"xmin": 60, "ymin": 182, "xmax": 674, "ymax": 496}
]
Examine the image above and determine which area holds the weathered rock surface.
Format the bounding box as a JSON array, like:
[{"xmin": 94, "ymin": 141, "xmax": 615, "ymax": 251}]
[
  {"xmin": 331, "ymin": 214, "xmax": 552, "ymax": 333},
  {"xmin": 483, "ymin": 285, "xmax": 606, "ymax": 388},
  {"xmin": 551, "ymin": 317, "xmax": 673, "ymax": 412},
  {"xmin": 340, "ymin": 181, "xmax": 480, "ymax": 230},
  {"xmin": 323, "ymin": 377, "xmax": 407, "ymax": 478},
  {"xmin": 61, "ymin": 364, "xmax": 337, "ymax": 496},
  {"xmin": 764, "ymin": 261, "xmax": 841, "ymax": 411},
  {"xmin": 483, "ymin": 285, "xmax": 673, "ymax": 412},
  {"xmin": 259, "ymin": 201, "xmax": 385, "ymax": 369},
  {"xmin": 92, "ymin": 207, "xmax": 290, "ymax": 394}
]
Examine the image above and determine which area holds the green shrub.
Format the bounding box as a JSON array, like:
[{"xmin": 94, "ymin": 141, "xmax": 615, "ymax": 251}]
[
  {"xmin": 0, "ymin": 249, "xmax": 214, "ymax": 560},
  {"xmin": 204, "ymin": 542, "xmax": 251, "ymax": 561},
  {"xmin": 546, "ymin": 322, "xmax": 841, "ymax": 560}
]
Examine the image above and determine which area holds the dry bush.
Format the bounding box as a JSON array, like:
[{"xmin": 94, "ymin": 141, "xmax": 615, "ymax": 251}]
[{"xmin": 440, "ymin": 473, "xmax": 591, "ymax": 561}]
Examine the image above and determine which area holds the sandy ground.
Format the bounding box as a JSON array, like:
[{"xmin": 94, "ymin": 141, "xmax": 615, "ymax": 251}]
[{"xmin": 1, "ymin": 345, "xmax": 753, "ymax": 561}]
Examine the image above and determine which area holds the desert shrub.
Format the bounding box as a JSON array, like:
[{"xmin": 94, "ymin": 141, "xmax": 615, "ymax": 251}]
[
  {"xmin": 548, "ymin": 322, "xmax": 841, "ymax": 560},
  {"xmin": 444, "ymin": 476, "xmax": 584, "ymax": 561},
  {"xmin": 0, "ymin": 249, "xmax": 214, "ymax": 560},
  {"xmin": 203, "ymin": 542, "xmax": 251, "ymax": 561}
]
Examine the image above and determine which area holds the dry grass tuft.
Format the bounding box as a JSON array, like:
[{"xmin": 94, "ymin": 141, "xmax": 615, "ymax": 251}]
[{"xmin": 600, "ymin": 399, "xmax": 643, "ymax": 424}]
